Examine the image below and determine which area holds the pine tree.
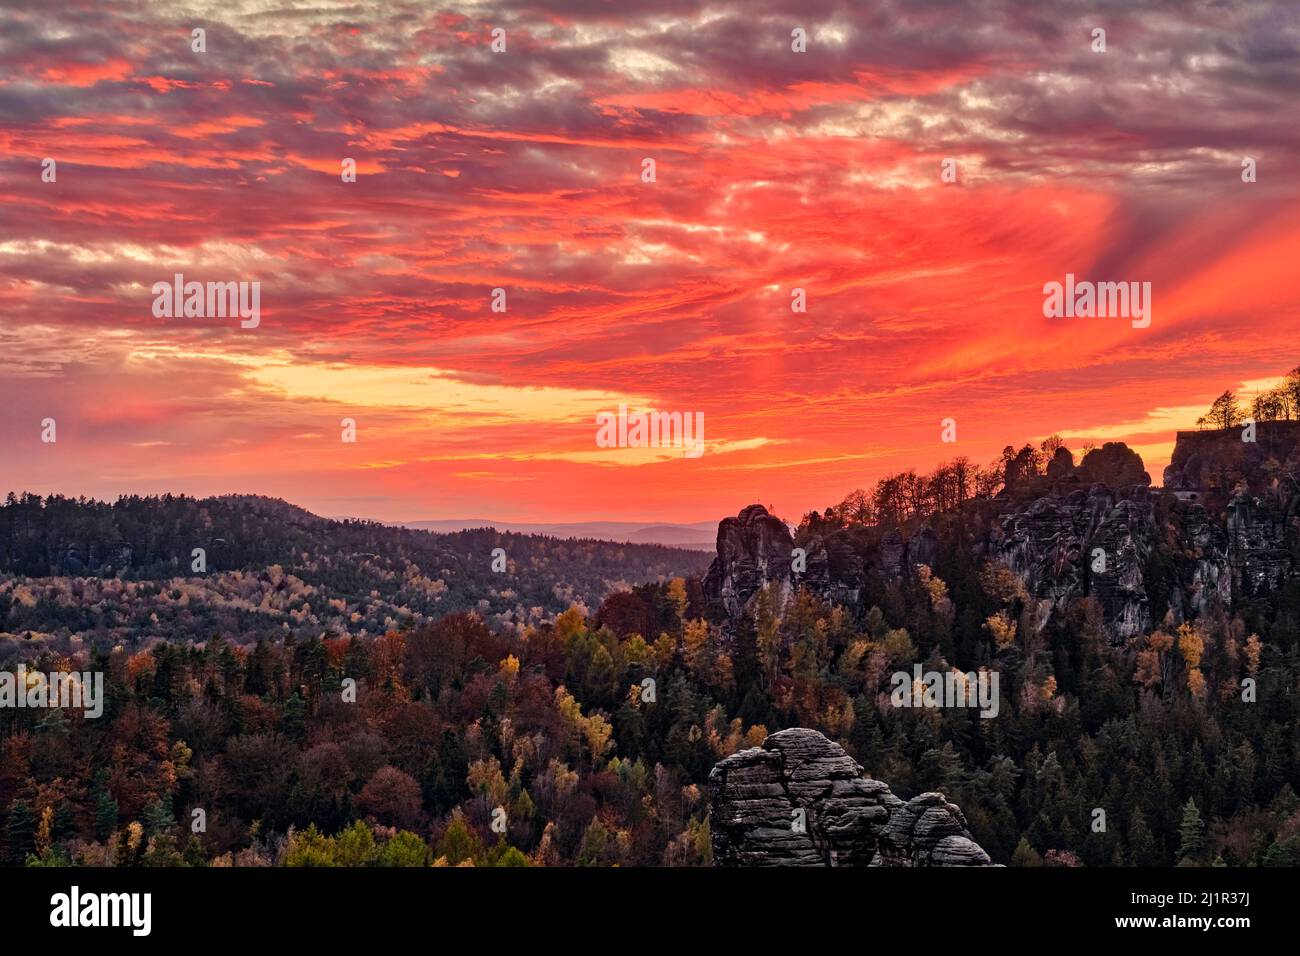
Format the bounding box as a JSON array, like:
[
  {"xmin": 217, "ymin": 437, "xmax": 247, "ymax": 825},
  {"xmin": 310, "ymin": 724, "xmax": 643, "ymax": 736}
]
[
  {"xmin": 1177, "ymin": 798, "xmax": 1206, "ymax": 864},
  {"xmin": 142, "ymin": 799, "xmax": 177, "ymax": 837},
  {"xmin": 1128, "ymin": 808, "xmax": 1159, "ymax": 866},
  {"xmin": 182, "ymin": 834, "xmax": 208, "ymax": 867},
  {"xmin": 93, "ymin": 778, "xmax": 119, "ymax": 841},
  {"xmin": 52, "ymin": 800, "xmax": 77, "ymax": 841},
  {"xmin": 4, "ymin": 800, "xmax": 36, "ymax": 864}
]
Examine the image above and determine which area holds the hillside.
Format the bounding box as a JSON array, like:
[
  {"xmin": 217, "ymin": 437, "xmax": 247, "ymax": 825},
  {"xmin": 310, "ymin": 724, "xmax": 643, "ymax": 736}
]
[
  {"xmin": 400, "ymin": 519, "xmax": 717, "ymax": 550},
  {"xmin": 0, "ymin": 493, "xmax": 712, "ymax": 657}
]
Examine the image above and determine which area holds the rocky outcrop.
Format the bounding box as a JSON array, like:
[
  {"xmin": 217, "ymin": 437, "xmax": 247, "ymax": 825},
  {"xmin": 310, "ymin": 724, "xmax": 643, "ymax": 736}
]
[
  {"xmin": 704, "ymin": 434, "xmax": 1298, "ymax": 643},
  {"xmin": 701, "ymin": 506, "xmax": 939, "ymax": 622},
  {"xmin": 1163, "ymin": 420, "xmax": 1300, "ymax": 495},
  {"xmin": 1226, "ymin": 493, "xmax": 1292, "ymax": 593},
  {"xmin": 990, "ymin": 486, "xmax": 1296, "ymax": 640},
  {"xmin": 701, "ymin": 504, "xmax": 795, "ymax": 619},
  {"xmin": 708, "ymin": 728, "xmax": 994, "ymax": 867},
  {"xmin": 991, "ymin": 486, "xmax": 1164, "ymax": 641},
  {"xmin": 799, "ymin": 530, "xmax": 865, "ymax": 609}
]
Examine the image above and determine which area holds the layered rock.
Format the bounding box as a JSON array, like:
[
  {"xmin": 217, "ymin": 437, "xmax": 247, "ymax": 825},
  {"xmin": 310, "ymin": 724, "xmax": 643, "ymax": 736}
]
[
  {"xmin": 990, "ymin": 486, "xmax": 1163, "ymax": 641},
  {"xmin": 799, "ymin": 530, "xmax": 865, "ymax": 609},
  {"xmin": 701, "ymin": 506, "xmax": 939, "ymax": 622},
  {"xmin": 1226, "ymin": 493, "xmax": 1292, "ymax": 593},
  {"xmin": 709, "ymin": 728, "xmax": 994, "ymax": 867}
]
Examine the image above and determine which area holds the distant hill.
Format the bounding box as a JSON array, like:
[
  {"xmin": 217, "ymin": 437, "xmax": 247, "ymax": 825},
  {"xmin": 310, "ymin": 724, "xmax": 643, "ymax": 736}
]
[
  {"xmin": 0, "ymin": 492, "xmax": 713, "ymax": 654},
  {"xmin": 400, "ymin": 519, "xmax": 718, "ymax": 550}
]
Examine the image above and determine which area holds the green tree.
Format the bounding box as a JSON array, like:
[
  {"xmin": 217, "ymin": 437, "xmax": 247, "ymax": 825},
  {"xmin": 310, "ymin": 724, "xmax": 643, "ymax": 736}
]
[
  {"xmin": 182, "ymin": 834, "xmax": 207, "ymax": 867},
  {"xmin": 487, "ymin": 843, "xmax": 531, "ymax": 867},
  {"xmin": 93, "ymin": 781, "xmax": 119, "ymax": 842},
  {"xmin": 4, "ymin": 800, "xmax": 36, "ymax": 865},
  {"xmin": 142, "ymin": 799, "xmax": 176, "ymax": 838},
  {"xmin": 1177, "ymin": 798, "xmax": 1206, "ymax": 864},
  {"xmin": 284, "ymin": 825, "xmax": 336, "ymax": 867},
  {"xmin": 1010, "ymin": 837, "xmax": 1043, "ymax": 867},
  {"xmin": 1128, "ymin": 808, "xmax": 1159, "ymax": 866},
  {"xmin": 332, "ymin": 821, "xmax": 378, "ymax": 866},
  {"xmin": 435, "ymin": 810, "xmax": 482, "ymax": 866},
  {"xmin": 377, "ymin": 831, "xmax": 429, "ymax": 867}
]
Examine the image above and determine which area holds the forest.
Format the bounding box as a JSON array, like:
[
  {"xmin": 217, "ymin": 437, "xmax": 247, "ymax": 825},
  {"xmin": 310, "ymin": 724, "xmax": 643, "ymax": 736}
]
[
  {"xmin": 3, "ymin": 381, "xmax": 1300, "ymax": 867},
  {"xmin": 3, "ymin": 542, "xmax": 1299, "ymax": 866},
  {"xmin": 0, "ymin": 492, "xmax": 710, "ymax": 655}
]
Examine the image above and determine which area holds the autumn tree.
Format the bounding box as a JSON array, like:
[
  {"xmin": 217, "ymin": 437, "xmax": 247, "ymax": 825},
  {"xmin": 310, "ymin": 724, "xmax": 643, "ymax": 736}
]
[
  {"xmin": 358, "ymin": 766, "xmax": 423, "ymax": 830},
  {"xmin": 1200, "ymin": 390, "xmax": 1244, "ymax": 430}
]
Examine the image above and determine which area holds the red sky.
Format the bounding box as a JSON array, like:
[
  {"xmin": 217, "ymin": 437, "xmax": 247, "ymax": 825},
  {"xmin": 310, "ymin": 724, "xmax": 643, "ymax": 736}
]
[{"xmin": 2, "ymin": 0, "xmax": 1299, "ymax": 524}]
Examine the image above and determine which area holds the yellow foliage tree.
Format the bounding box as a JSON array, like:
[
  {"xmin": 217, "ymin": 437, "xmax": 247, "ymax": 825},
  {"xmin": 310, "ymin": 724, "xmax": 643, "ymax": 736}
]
[
  {"xmin": 498, "ymin": 654, "xmax": 520, "ymax": 681},
  {"xmin": 1177, "ymin": 622, "xmax": 1204, "ymax": 669},
  {"xmin": 666, "ymin": 577, "xmax": 688, "ymax": 621},
  {"xmin": 555, "ymin": 606, "xmax": 586, "ymax": 642},
  {"xmin": 984, "ymin": 610, "xmax": 1018, "ymax": 649},
  {"xmin": 1244, "ymin": 633, "xmax": 1262, "ymax": 677}
]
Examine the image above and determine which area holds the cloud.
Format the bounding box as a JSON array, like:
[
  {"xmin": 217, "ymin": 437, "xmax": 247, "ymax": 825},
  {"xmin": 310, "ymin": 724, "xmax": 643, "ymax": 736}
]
[{"xmin": 1, "ymin": 0, "xmax": 1297, "ymax": 520}]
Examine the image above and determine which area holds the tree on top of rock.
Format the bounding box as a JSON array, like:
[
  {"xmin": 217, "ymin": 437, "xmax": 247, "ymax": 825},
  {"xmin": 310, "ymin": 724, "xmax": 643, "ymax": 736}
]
[
  {"xmin": 1197, "ymin": 390, "xmax": 1244, "ymax": 430},
  {"xmin": 1001, "ymin": 444, "xmax": 1045, "ymax": 490}
]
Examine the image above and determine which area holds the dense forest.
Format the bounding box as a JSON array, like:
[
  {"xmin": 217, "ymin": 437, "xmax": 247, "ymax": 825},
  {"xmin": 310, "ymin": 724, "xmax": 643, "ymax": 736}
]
[
  {"xmin": 3, "ymin": 535, "xmax": 1299, "ymax": 867},
  {"xmin": 0, "ymin": 493, "xmax": 711, "ymax": 656}
]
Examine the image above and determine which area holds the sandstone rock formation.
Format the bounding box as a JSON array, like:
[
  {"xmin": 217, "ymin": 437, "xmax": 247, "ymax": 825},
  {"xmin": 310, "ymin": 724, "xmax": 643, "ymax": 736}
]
[
  {"xmin": 702, "ymin": 504, "xmax": 794, "ymax": 620},
  {"xmin": 709, "ymin": 728, "xmax": 994, "ymax": 867},
  {"xmin": 702, "ymin": 432, "xmax": 1298, "ymax": 643},
  {"xmin": 701, "ymin": 505, "xmax": 939, "ymax": 623},
  {"xmin": 1163, "ymin": 420, "xmax": 1300, "ymax": 496},
  {"xmin": 990, "ymin": 486, "xmax": 1160, "ymax": 640}
]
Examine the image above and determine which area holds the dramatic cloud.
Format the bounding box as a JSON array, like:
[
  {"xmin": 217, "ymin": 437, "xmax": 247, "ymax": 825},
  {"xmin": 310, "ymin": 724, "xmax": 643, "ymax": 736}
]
[{"xmin": 2, "ymin": 0, "xmax": 1298, "ymax": 521}]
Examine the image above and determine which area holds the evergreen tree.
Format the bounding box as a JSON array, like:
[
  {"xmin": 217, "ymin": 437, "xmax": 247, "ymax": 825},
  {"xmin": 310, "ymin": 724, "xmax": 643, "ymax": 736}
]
[
  {"xmin": 1176, "ymin": 798, "xmax": 1205, "ymax": 864},
  {"xmin": 1128, "ymin": 808, "xmax": 1159, "ymax": 866},
  {"xmin": 93, "ymin": 775, "xmax": 119, "ymax": 841},
  {"xmin": 4, "ymin": 800, "xmax": 36, "ymax": 864},
  {"xmin": 52, "ymin": 800, "xmax": 77, "ymax": 842},
  {"xmin": 142, "ymin": 799, "xmax": 177, "ymax": 837}
]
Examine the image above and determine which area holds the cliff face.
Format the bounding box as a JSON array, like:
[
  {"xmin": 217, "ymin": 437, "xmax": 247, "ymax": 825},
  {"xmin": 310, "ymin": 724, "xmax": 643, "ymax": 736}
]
[
  {"xmin": 701, "ymin": 504, "xmax": 795, "ymax": 619},
  {"xmin": 994, "ymin": 486, "xmax": 1177, "ymax": 640},
  {"xmin": 708, "ymin": 728, "xmax": 994, "ymax": 867},
  {"xmin": 701, "ymin": 509, "xmax": 937, "ymax": 625},
  {"xmin": 702, "ymin": 432, "xmax": 1299, "ymax": 642},
  {"xmin": 1163, "ymin": 420, "xmax": 1300, "ymax": 494}
]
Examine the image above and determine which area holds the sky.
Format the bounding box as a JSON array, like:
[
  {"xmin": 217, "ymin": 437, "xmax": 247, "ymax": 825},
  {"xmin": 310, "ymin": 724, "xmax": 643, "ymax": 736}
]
[{"xmin": 2, "ymin": 0, "xmax": 1299, "ymax": 524}]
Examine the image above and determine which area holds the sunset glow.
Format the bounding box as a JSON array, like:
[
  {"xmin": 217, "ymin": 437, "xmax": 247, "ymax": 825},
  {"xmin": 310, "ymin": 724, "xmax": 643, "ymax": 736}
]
[{"xmin": 3, "ymin": 1, "xmax": 1298, "ymax": 522}]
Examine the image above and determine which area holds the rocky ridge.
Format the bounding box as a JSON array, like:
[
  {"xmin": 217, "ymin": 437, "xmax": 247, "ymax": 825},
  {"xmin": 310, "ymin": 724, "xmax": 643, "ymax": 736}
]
[{"xmin": 703, "ymin": 431, "xmax": 1299, "ymax": 643}]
